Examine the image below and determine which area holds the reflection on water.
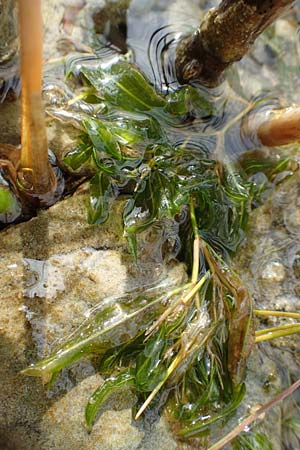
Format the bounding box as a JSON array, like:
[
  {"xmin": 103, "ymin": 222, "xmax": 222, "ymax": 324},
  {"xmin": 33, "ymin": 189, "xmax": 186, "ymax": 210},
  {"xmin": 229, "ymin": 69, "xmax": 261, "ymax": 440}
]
[
  {"xmin": 127, "ymin": 0, "xmax": 201, "ymax": 92},
  {"xmin": 43, "ymin": 0, "xmax": 300, "ymax": 172}
]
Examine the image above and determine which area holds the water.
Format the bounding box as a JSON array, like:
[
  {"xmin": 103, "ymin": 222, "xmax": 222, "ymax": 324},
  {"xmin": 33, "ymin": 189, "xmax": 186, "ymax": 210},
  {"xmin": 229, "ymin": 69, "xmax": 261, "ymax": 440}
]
[{"xmin": 2, "ymin": 1, "xmax": 300, "ymax": 449}]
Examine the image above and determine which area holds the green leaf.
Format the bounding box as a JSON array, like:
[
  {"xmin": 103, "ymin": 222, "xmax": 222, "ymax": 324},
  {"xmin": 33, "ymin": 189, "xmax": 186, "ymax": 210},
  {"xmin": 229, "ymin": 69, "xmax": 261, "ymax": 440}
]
[
  {"xmin": 126, "ymin": 233, "xmax": 138, "ymax": 263},
  {"xmin": 64, "ymin": 143, "xmax": 93, "ymax": 170},
  {"xmin": 164, "ymin": 86, "xmax": 212, "ymax": 118},
  {"xmin": 135, "ymin": 327, "xmax": 167, "ymax": 392},
  {"xmin": 186, "ymin": 86, "xmax": 212, "ymax": 118},
  {"xmin": 0, "ymin": 187, "xmax": 17, "ymax": 213},
  {"xmin": 124, "ymin": 168, "xmax": 184, "ymax": 236},
  {"xmin": 232, "ymin": 431, "xmax": 273, "ymax": 450},
  {"xmin": 85, "ymin": 370, "xmax": 135, "ymax": 430},
  {"xmin": 83, "ymin": 118, "xmax": 122, "ymax": 161},
  {"xmin": 0, "ymin": 186, "xmax": 21, "ymax": 223},
  {"xmin": 87, "ymin": 172, "xmax": 116, "ymax": 224},
  {"xmin": 164, "ymin": 88, "xmax": 189, "ymax": 116},
  {"xmin": 179, "ymin": 383, "xmax": 246, "ymax": 438},
  {"xmin": 109, "ymin": 115, "xmax": 164, "ymax": 147},
  {"xmin": 81, "ymin": 61, "xmax": 166, "ymax": 113},
  {"xmin": 21, "ymin": 284, "xmax": 170, "ymax": 378}
]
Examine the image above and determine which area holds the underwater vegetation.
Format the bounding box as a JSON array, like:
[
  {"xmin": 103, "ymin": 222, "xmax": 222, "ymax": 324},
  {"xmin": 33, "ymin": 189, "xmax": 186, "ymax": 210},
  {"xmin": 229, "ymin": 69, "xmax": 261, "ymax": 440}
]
[
  {"xmin": 1, "ymin": 0, "xmax": 300, "ymax": 448},
  {"xmin": 21, "ymin": 53, "xmax": 300, "ymax": 447}
]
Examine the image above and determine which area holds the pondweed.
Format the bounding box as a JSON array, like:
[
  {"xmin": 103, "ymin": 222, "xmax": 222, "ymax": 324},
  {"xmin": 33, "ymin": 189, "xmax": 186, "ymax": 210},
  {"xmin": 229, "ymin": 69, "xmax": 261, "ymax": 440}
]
[{"xmin": 22, "ymin": 56, "xmax": 300, "ymax": 446}]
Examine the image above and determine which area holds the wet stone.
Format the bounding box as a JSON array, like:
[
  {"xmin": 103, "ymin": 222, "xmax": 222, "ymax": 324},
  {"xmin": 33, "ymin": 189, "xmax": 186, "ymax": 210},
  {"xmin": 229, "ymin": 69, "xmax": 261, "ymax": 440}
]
[
  {"xmin": 260, "ymin": 261, "xmax": 286, "ymax": 282},
  {"xmin": 0, "ymin": 191, "xmax": 185, "ymax": 450}
]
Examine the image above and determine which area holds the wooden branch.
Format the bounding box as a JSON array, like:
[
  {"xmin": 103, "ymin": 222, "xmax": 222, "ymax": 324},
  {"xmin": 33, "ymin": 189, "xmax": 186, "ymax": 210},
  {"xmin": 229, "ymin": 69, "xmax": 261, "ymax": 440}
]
[{"xmin": 176, "ymin": 0, "xmax": 295, "ymax": 87}]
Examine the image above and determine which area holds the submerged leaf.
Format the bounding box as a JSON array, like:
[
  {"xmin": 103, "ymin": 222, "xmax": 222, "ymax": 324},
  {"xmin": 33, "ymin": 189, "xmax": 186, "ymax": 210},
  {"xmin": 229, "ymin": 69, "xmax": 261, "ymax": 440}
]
[
  {"xmin": 135, "ymin": 327, "xmax": 167, "ymax": 392},
  {"xmin": 178, "ymin": 383, "xmax": 246, "ymax": 438},
  {"xmin": 124, "ymin": 168, "xmax": 184, "ymax": 236},
  {"xmin": 164, "ymin": 86, "xmax": 212, "ymax": 118},
  {"xmin": 87, "ymin": 172, "xmax": 116, "ymax": 224},
  {"xmin": 64, "ymin": 142, "xmax": 93, "ymax": 171},
  {"xmin": 83, "ymin": 118, "xmax": 122, "ymax": 161},
  {"xmin": 85, "ymin": 370, "xmax": 135, "ymax": 430},
  {"xmin": 22, "ymin": 282, "xmax": 173, "ymax": 378},
  {"xmin": 232, "ymin": 431, "xmax": 273, "ymax": 450},
  {"xmin": 81, "ymin": 61, "xmax": 166, "ymax": 113}
]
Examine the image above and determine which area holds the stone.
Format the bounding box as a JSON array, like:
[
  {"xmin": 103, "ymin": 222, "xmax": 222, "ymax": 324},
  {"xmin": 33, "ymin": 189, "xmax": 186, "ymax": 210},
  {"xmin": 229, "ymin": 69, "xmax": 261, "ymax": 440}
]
[
  {"xmin": 261, "ymin": 261, "xmax": 286, "ymax": 282},
  {"xmin": 0, "ymin": 191, "xmax": 185, "ymax": 449}
]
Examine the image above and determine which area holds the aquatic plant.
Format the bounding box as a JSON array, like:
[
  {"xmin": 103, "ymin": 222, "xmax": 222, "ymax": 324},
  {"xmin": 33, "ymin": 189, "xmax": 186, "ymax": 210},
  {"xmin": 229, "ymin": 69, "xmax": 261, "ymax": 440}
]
[
  {"xmin": 0, "ymin": 0, "xmax": 297, "ymax": 446},
  {"xmin": 21, "ymin": 56, "xmax": 300, "ymax": 447}
]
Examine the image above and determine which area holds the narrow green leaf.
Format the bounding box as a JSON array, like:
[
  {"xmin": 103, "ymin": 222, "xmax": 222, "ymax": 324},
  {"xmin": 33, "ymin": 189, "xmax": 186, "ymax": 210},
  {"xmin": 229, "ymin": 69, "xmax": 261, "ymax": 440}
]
[
  {"xmin": 21, "ymin": 283, "xmax": 172, "ymax": 378},
  {"xmin": 126, "ymin": 232, "xmax": 138, "ymax": 263},
  {"xmin": 232, "ymin": 431, "xmax": 273, "ymax": 450},
  {"xmin": 64, "ymin": 143, "xmax": 93, "ymax": 170},
  {"xmin": 179, "ymin": 383, "xmax": 246, "ymax": 438},
  {"xmin": 87, "ymin": 172, "xmax": 116, "ymax": 224},
  {"xmin": 83, "ymin": 118, "xmax": 122, "ymax": 161},
  {"xmin": 85, "ymin": 370, "xmax": 135, "ymax": 430},
  {"xmin": 135, "ymin": 327, "xmax": 167, "ymax": 392}
]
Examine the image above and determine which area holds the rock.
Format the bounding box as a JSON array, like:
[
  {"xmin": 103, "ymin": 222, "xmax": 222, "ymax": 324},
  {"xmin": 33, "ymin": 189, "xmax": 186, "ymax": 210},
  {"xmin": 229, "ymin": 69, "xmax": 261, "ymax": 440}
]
[
  {"xmin": 261, "ymin": 261, "xmax": 286, "ymax": 282},
  {"xmin": 0, "ymin": 191, "xmax": 185, "ymax": 450}
]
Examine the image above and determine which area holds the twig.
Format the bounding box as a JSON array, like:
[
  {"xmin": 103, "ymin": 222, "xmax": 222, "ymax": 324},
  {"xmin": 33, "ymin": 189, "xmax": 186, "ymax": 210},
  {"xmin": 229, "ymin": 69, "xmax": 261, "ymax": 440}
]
[
  {"xmin": 254, "ymin": 309, "xmax": 300, "ymax": 320},
  {"xmin": 208, "ymin": 379, "xmax": 300, "ymax": 450},
  {"xmin": 255, "ymin": 324, "xmax": 300, "ymax": 343}
]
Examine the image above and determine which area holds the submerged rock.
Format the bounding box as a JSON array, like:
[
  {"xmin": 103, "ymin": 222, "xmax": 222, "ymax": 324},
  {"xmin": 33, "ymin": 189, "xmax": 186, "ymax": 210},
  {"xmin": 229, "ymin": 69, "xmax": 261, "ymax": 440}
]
[
  {"xmin": 234, "ymin": 171, "xmax": 300, "ymax": 449},
  {"xmin": 0, "ymin": 190, "xmax": 186, "ymax": 450}
]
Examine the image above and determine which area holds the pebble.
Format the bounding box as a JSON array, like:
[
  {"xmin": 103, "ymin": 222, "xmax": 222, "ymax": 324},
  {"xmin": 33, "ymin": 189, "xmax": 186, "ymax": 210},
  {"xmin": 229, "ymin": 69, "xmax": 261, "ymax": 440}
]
[{"xmin": 261, "ymin": 261, "xmax": 286, "ymax": 282}]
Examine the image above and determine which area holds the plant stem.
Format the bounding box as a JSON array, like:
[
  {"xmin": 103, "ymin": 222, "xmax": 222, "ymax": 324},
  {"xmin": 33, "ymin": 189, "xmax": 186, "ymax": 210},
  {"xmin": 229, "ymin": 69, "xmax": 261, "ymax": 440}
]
[
  {"xmin": 255, "ymin": 325, "xmax": 300, "ymax": 343},
  {"xmin": 176, "ymin": 0, "xmax": 295, "ymax": 86},
  {"xmin": 254, "ymin": 309, "xmax": 300, "ymax": 320},
  {"xmin": 182, "ymin": 272, "xmax": 209, "ymax": 305},
  {"xmin": 255, "ymin": 323, "xmax": 300, "ymax": 337},
  {"xmin": 135, "ymin": 353, "xmax": 181, "ymax": 420},
  {"xmin": 146, "ymin": 272, "xmax": 210, "ymax": 337},
  {"xmin": 190, "ymin": 197, "xmax": 200, "ymax": 284},
  {"xmin": 18, "ymin": 0, "xmax": 54, "ymax": 196},
  {"xmin": 208, "ymin": 378, "xmax": 300, "ymax": 450}
]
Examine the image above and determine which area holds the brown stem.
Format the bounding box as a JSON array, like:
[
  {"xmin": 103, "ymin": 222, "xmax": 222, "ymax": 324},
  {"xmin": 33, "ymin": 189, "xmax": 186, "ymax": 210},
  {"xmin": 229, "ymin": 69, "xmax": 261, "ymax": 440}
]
[
  {"xmin": 208, "ymin": 378, "xmax": 300, "ymax": 450},
  {"xmin": 176, "ymin": 0, "xmax": 295, "ymax": 87},
  {"xmin": 18, "ymin": 0, "xmax": 55, "ymax": 197}
]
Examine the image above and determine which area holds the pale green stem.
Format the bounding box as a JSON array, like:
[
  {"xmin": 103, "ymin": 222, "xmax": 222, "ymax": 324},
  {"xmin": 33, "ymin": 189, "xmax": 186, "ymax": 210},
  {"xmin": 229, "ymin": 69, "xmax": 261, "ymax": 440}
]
[
  {"xmin": 255, "ymin": 325, "xmax": 300, "ymax": 343},
  {"xmin": 254, "ymin": 309, "xmax": 300, "ymax": 320},
  {"xmin": 256, "ymin": 323, "xmax": 300, "ymax": 337}
]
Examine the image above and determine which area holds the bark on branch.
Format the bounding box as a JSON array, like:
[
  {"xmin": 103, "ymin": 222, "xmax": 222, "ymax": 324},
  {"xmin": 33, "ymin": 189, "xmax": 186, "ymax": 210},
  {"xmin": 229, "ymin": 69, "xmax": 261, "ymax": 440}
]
[{"xmin": 176, "ymin": 0, "xmax": 295, "ymax": 87}]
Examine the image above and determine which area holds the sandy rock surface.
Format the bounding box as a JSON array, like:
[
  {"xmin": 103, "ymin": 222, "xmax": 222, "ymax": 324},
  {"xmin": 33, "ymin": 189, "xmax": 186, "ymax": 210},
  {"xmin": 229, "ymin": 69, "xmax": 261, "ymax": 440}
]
[{"xmin": 0, "ymin": 190, "xmax": 185, "ymax": 450}]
